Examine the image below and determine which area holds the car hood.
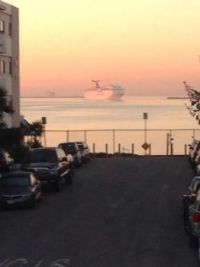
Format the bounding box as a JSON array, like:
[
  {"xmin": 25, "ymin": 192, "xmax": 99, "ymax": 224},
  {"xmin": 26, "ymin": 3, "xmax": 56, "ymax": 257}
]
[{"xmin": 0, "ymin": 187, "xmax": 31, "ymax": 196}]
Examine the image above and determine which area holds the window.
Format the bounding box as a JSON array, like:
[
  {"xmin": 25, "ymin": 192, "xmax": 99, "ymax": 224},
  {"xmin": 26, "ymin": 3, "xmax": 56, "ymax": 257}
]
[
  {"xmin": 0, "ymin": 60, "xmax": 5, "ymax": 74},
  {"xmin": 0, "ymin": 20, "xmax": 5, "ymax": 33}
]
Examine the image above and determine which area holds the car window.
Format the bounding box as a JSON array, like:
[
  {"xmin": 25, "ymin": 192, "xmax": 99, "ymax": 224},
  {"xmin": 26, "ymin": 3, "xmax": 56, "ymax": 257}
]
[
  {"xmin": 29, "ymin": 150, "xmax": 57, "ymax": 163},
  {"xmin": 64, "ymin": 144, "xmax": 76, "ymax": 154},
  {"xmin": 57, "ymin": 149, "xmax": 66, "ymax": 160}
]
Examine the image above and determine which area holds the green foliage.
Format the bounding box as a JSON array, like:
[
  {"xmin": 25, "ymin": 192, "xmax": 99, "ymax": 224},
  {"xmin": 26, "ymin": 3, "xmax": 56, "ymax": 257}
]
[
  {"xmin": 11, "ymin": 143, "xmax": 30, "ymax": 164},
  {"xmin": 26, "ymin": 120, "xmax": 44, "ymax": 148},
  {"xmin": 184, "ymin": 81, "xmax": 200, "ymax": 124}
]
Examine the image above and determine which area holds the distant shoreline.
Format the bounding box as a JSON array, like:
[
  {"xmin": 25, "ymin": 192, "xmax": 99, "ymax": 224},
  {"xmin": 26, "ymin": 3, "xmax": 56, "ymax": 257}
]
[
  {"xmin": 166, "ymin": 96, "xmax": 189, "ymax": 99},
  {"xmin": 20, "ymin": 96, "xmax": 188, "ymax": 99}
]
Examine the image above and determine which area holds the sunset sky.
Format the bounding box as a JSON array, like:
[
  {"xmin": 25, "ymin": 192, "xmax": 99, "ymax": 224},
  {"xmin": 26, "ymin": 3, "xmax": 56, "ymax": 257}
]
[{"xmin": 7, "ymin": 0, "xmax": 200, "ymax": 97}]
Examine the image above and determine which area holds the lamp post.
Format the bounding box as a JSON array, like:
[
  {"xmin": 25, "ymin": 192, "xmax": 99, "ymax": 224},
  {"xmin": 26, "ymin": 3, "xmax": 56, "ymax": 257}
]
[
  {"xmin": 41, "ymin": 117, "xmax": 47, "ymax": 147},
  {"xmin": 143, "ymin": 113, "xmax": 148, "ymax": 155}
]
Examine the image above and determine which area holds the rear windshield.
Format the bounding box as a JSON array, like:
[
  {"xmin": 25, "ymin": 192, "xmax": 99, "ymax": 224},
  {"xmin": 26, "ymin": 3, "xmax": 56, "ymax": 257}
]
[
  {"xmin": 29, "ymin": 150, "xmax": 57, "ymax": 163},
  {"xmin": 1, "ymin": 177, "xmax": 30, "ymax": 187},
  {"xmin": 61, "ymin": 144, "xmax": 76, "ymax": 154}
]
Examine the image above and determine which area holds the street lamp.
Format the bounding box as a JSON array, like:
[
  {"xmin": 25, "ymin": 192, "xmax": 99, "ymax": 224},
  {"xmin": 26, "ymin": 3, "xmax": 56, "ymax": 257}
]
[
  {"xmin": 41, "ymin": 117, "xmax": 47, "ymax": 147},
  {"xmin": 142, "ymin": 113, "xmax": 149, "ymax": 155}
]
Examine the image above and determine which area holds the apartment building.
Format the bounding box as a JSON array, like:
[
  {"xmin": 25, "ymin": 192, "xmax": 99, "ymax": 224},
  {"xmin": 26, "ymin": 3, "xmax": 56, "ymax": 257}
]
[{"xmin": 0, "ymin": 0, "xmax": 19, "ymax": 128}]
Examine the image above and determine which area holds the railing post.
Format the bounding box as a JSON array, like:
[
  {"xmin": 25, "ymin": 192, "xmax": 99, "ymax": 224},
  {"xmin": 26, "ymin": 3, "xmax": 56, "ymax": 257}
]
[
  {"xmin": 93, "ymin": 143, "xmax": 95, "ymax": 154},
  {"xmin": 149, "ymin": 144, "xmax": 151, "ymax": 155},
  {"xmin": 105, "ymin": 143, "xmax": 108, "ymax": 155},
  {"xmin": 184, "ymin": 144, "xmax": 187, "ymax": 155},
  {"xmin": 170, "ymin": 142, "xmax": 174, "ymax": 155},
  {"xmin": 132, "ymin": 144, "xmax": 134, "ymax": 155},
  {"xmin": 113, "ymin": 129, "xmax": 115, "ymax": 154},
  {"xmin": 118, "ymin": 144, "xmax": 121, "ymax": 154},
  {"xmin": 166, "ymin": 132, "xmax": 170, "ymax": 155}
]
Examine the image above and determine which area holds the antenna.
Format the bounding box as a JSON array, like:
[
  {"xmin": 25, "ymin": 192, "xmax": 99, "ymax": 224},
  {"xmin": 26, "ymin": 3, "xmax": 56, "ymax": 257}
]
[{"xmin": 91, "ymin": 80, "xmax": 101, "ymax": 89}]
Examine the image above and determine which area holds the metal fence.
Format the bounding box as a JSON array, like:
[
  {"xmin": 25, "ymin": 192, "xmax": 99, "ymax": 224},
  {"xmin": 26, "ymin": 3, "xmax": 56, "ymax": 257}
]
[{"xmin": 40, "ymin": 128, "xmax": 200, "ymax": 155}]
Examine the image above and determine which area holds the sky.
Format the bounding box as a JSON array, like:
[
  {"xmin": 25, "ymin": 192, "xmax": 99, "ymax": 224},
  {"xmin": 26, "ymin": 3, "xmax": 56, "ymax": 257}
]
[{"xmin": 6, "ymin": 0, "xmax": 200, "ymax": 97}]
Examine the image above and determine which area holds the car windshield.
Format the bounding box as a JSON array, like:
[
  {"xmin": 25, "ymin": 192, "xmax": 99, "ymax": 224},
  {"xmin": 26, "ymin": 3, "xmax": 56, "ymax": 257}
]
[
  {"xmin": 0, "ymin": 177, "xmax": 30, "ymax": 187},
  {"xmin": 29, "ymin": 150, "xmax": 57, "ymax": 163},
  {"xmin": 62, "ymin": 144, "xmax": 76, "ymax": 154}
]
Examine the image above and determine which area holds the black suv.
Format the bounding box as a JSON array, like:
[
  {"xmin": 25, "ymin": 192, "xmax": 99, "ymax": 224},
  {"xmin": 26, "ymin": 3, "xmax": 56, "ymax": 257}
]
[{"xmin": 23, "ymin": 147, "xmax": 72, "ymax": 191}]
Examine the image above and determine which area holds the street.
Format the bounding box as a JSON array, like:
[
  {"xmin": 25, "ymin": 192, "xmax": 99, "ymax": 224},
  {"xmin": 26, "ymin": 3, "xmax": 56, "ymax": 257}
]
[{"xmin": 0, "ymin": 156, "xmax": 199, "ymax": 267}]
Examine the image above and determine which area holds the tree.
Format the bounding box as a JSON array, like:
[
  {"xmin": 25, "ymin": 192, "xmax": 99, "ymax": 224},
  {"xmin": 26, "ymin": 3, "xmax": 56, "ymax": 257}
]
[
  {"xmin": 184, "ymin": 81, "xmax": 200, "ymax": 124},
  {"xmin": 0, "ymin": 86, "xmax": 14, "ymax": 128},
  {"xmin": 27, "ymin": 120, "xmax": 43, "ymax": 148}
]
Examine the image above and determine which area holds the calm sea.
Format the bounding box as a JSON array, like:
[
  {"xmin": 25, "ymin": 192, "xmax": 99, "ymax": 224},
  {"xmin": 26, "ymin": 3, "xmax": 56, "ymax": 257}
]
[
  {"xmin": 20, "ymin": 96, "xmax": 199, "ymax": 155},
  {"xmin": 20, "ymin": 96, "xmax": 197, "ymax": 130}
]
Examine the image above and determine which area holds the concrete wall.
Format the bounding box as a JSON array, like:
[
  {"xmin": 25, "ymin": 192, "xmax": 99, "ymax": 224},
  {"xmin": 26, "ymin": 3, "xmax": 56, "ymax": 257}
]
[{"xmin": 0, "ymin": 0, "xmax": 20, "ymax": 128}]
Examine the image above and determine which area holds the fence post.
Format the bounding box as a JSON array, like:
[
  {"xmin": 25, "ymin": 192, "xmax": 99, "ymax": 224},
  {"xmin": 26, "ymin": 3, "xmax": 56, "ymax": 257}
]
[
  {"xmin": 149, "ymin": 144, "xmax": 151, "ymax": 155},
  {"xmin": 113, "ymin": 129, "xmax": 115, "ymax": 154},
  {"xmin": 84, "ymin": 130, "xmax": 87, "ymax": 142},
  {"xmin": 166, "ymin": 132, "xmax": 170, "ymax": 155},
  {"xmin": 170, "ymin": 142, "xmax": 174, "ymax": 155},
  {"xmin": 92, "ymin": 143, "xmax": 95, "ymax": 155},
  {"xmin": 118, "ymin": 144, "xmax": 121, "ymax": 154},
  {"xmin": 105, "ymin": 143, "xmax": 108, "ymax": 155},
  {"xmin": 132, "ymin": 144, "xmax": 134, "ymax": 155},
  {"xmin": 184, "ymin": 144, "xmax": 187, "ymax": 155}
]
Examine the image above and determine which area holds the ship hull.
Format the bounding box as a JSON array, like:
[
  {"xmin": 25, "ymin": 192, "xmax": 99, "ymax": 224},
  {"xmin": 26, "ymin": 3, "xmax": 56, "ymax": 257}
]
[{"xmin": 84, "ymin": 87, "xmax": 124, "ymax": 101}]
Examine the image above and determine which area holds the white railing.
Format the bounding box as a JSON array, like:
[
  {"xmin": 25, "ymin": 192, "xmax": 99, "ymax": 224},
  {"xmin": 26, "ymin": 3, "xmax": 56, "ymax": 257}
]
[{"xmin": 39, "ymin": 128, "xmax": 200, "ymax": 155}]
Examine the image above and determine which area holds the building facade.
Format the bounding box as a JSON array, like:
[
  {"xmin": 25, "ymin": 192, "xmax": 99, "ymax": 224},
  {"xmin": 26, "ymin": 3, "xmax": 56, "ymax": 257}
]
[{"xmin": 0, "ymin": 0, "xmax": 19, "ymax": 128}]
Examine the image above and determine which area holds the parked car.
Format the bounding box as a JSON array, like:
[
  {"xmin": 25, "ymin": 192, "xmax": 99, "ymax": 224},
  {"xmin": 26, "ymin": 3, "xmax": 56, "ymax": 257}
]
[
  {"xmin": 189, "ymin": 140, "xmax": 200, "ymax": 167},
  {"xmin": 0, "ymin": 171, "xmax": 42, "ymax": 208},
  {"xmin": 58, "ymin": 142, "xmax": 82, "ymax": 167},
  {"xmin": 23, "ymin": 147, "xmax": 72, "ymax": 191},
  {"xmin": 184, "ymin": 190, "xmax": 200, "ymax": 248},
  {"xmin": 182, "ymin": 176, "xmax": 200, "ymax": 219},
  {"xmin": 76, "ymin": 141, "xmax": 90, "ymax": 162},
  {"xmin": 0, "ymin": 149, "xmax": 14, "ymax": 173}
]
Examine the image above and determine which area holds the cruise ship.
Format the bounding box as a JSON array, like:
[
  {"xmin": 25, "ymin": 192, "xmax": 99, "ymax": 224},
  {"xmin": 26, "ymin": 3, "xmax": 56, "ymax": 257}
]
[{"xmin": 84, "ymin": 80, "xmax": 125, "ymax": 101}]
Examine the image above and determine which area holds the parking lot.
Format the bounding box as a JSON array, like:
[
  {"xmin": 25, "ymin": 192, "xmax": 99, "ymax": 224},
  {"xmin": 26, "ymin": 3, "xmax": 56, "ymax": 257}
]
[{"xmin": 0, "ymin": 155, "xmax": 199, "ymax": 267}]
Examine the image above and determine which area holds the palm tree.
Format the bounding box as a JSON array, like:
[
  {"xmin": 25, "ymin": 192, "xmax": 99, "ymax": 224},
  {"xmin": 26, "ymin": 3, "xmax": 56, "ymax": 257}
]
[
  {"xmin": 0, "ymin": 87, "xmax": 14, "ymax": 128},
  {"xmin": 27, "ymin": 120, "xmax": 43, "ymax": 148}
]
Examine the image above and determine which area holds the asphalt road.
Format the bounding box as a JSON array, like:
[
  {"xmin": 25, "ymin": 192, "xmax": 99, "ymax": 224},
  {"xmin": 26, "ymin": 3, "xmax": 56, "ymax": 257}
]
[{"xmin": 0, "ymin": 156, "xmax": 199, "ymax": 267}]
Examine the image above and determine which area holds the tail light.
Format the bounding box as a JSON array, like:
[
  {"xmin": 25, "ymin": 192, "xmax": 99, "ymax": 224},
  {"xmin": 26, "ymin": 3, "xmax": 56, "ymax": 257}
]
[{"xmin": 192, "ymin": 212, "xmax": 200, "ymax": 222}]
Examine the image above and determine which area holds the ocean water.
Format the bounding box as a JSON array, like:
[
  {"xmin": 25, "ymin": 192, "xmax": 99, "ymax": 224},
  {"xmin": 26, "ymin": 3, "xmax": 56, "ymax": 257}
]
[
  {"xmin": 20, "ymin": 96, "xmax": 200, "ymax": 155},
  {"xmin": 21, "ymin": 96, "xmax": 197, "ymax": 130}
]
